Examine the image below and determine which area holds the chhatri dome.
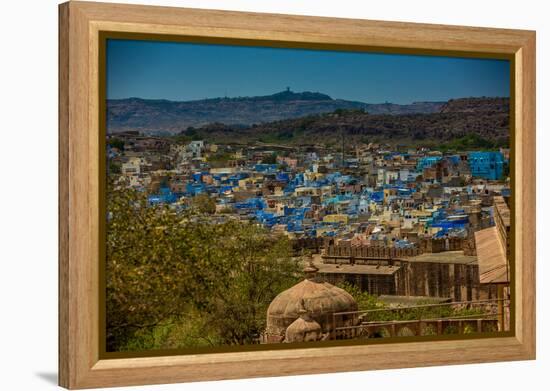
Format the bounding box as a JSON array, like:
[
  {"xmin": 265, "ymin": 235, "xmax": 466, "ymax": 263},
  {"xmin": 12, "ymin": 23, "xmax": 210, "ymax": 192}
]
[
  {"xmin": 265, "ymin": 260, "xmax": 358, "ymax": 343},
  {"xmin": 284, "ymin": 306, "xmax": 322, "ymax": 343}
]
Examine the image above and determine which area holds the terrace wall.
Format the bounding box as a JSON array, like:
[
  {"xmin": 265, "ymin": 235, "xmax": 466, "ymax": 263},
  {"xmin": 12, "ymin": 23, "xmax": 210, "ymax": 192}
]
[{"xmin": 320, "ymin": 242, "xmax": 496, "ymax": 301}]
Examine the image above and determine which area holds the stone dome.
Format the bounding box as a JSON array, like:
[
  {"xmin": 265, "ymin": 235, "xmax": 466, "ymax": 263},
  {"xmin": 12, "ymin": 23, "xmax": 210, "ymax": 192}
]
[
  {"xmin": 284, "ymin": 309, "xmax": 322, "ymax": 343},
  {"xmin": 265, "ymin": 273, "xmax": 358, "ymax": 340},
  {"xmin": 268, "ymin": 279, "xmax": 357, "ymax": 320}
]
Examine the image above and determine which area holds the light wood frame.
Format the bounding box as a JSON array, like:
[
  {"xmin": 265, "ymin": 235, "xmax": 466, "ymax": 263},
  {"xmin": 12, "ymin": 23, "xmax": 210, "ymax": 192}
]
[{"xmin": 59, "ymin": 1, "xmax": 536, "ymax": 389}]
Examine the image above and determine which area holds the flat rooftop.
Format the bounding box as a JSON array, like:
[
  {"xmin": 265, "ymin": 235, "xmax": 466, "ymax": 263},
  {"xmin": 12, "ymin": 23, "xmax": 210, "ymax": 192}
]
[
  {"xmin": 316, "ymin": 262, "xmax": 400, "ymax": 276},
  {"xmin": 407, "ymin": 251, "xmax": 478, "ymax": 265},
  {"xmin": 309, "ymin": 255, "xmax": 400, "ymax": 276}
]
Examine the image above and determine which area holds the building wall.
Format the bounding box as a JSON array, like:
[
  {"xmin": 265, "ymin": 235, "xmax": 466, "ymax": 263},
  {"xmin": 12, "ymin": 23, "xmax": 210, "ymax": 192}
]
[
  {"xmin": 317, "ymin": 260, "xmax": 498, "ymax": 302},
  {"xmin": 397, "ymin": 261, "xmax": 497, "ymax": 301},
  {"xmin": 468, "ymin": 152, "xmax": 505, "ymax": 180},
  {"xmin": 320, "ymin": 242, "xmax": 497, "ymax": 301},
  {"xmin": 320, "ymin": 273, "xmax": 398, "ymax": 296}
]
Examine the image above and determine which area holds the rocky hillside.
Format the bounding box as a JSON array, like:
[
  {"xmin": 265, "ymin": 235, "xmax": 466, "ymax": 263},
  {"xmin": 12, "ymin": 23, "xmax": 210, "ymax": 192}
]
[
  {"xmin": 181, "ymin": 97, "xmax": 510, "ymax": 147},
  {"xmin": 439, "ymin": 97, "xmax": 509, "ymax": 114},
  {"xmin": 107, "ymin": 90, "xmax": 444, "ymax": 133}
]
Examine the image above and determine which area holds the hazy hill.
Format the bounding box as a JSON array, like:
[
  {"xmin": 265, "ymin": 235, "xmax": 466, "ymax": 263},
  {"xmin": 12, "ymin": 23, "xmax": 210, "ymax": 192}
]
[
  {"xmin": 107, "ymin": 90, "xmax": 445, "ymax": 133},
  {"xmin": 180, "ymin": 97, "xmax": 510, "ymax": 147}
]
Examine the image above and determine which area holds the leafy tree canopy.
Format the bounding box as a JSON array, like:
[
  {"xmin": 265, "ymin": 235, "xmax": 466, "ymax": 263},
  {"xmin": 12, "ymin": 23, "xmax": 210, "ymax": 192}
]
[
  {"xmin": 106, "ymin": 183, "xmax": 301, "ymax": 351},
  {"xmin": 108, "ymin": 137, "xmax": 125, "ymax": 150}
]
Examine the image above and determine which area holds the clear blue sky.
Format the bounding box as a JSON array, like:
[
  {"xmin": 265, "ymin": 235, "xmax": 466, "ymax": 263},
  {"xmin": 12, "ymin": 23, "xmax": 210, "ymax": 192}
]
[{"xmin": 106, "ymin": 39, "xmax": 510, "ymax": 104}]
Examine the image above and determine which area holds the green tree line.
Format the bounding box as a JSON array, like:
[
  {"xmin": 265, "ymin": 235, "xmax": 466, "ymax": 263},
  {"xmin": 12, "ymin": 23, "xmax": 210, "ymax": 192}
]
[{"xmin": 106, "ymin": 182, "xmax": 301, "ymax": 351}]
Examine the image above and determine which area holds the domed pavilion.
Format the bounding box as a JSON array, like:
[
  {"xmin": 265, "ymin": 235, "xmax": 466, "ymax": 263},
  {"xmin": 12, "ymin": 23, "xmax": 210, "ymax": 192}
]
[
  {"xmin": 264, "ymin": 261, "xmax": 358, "ymax": 343},
  {"xmin": 284, "ymin": 307, "xmax": 322, "ymax": 343}
]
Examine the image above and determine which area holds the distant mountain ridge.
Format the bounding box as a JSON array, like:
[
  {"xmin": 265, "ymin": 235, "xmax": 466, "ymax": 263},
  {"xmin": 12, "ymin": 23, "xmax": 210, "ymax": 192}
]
[
  {"xmin": 107, "ymin": 90, "xmax": 446, "ymax": 133},
  {"xmin": 178, "ymin": 96, "xmax": 510, "ymax": 147},
  {"xmin": 440, "ymin": 97, "xmax": 509, "ymax": 114}
]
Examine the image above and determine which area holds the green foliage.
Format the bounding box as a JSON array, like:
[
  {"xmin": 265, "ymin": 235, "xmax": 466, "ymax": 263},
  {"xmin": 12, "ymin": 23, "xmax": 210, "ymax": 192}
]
[
  {"xmin": 191, "ymin": 194, "xmax": 216, "ymax": 214},
  {"xmin": 421, "ymin": 324, "xmax": 437, "ymax": 336},
  {"xmin": 261, "ymin": 153, "xmax": 278, "ymax": 164},
  {"xmin": 337, "ymin": 282, "xmax": 485, "ymax": 323},
  {"xmin": 493, "ymin": 137, "xmax": 510, "ymax": 149},
  {"xmin": 108, "ymin": 160, "xmax": 121, "ymax": 175},
  {"xmin": 169, "ymin": 134, "xmax": 191, "ymax": 144},
  {"xmin": 184, "ymin": 126, "xmax": 203, "ymax": 140},
  {"xmin": 207, "ymin": 151, "xmax": 232, "ymax": 167},
  {"xmin": 119, "ymin": 308, "xmax": 223, "ymax": 351},
  {"xmin": 336, "ymin": 282, "xmax": 381, "ymax": 311},
  {"xmin": 108, "ymin": 137, "xmax": 125, "ymax": 150},
  {"xmin": 163, "ymin": 98, "xmax": 508, "ymax": 148},
  {"xmin": 202, "ymin": 226, "xmax": 300, "ymax": 344},
  {"xmin": 333, "ymin": 108, "xmax": 367, "ymax": 116},
  {"xmin": 217, "ymin": 206, "xmax": 234, "ymax": 214},
  {"xmin": 106, "ymin": 184, "xmax": 194, "ymax": 350},
  {"xmin": 438, "ymin": 132, "xmax": 507, "ymax": 152},
  {"xmin": 171, "ymin": 127, "xmax": 204, "ymax": 142},
  {"xmin": 275, "ymin": 130, "xmax": 295, "ymax": 140},
  {"xmin": 297, "ymin": 116, "xmax": 317, "ymax": 130},
  {"xmin": 364, "ymin": 301, "xmax": 484, "ymax": 323},
  {"xmin": 463, "ymin": 323, "xmax": 476, "ymax": 334},
  {"xmin": 106, "ymin": 183, "xmax": 301, "ymax": 351}
]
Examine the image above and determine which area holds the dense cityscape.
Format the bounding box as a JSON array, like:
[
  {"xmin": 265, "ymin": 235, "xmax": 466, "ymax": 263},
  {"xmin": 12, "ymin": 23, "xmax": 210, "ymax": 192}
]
[
  {"xmin": 107, "ymin": 130, "xmax": 511, "ymax": 345},
  {"xmin": 104, "ymin": 42, "xmax": 512, "ymax": 349},
  {"xmin": 109, "ymin": 133, "xmax": 509, "ymax": 245}
]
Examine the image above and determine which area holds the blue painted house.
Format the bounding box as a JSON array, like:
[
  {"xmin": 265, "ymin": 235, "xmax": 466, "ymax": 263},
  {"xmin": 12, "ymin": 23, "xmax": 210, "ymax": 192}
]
[
  {"xmin": 468, "ymin": 151, "xmax": 504, "ymax": 180},
  {"xmin": 185, "ymin": 182, "xmax": 206, "ymax": 196}
]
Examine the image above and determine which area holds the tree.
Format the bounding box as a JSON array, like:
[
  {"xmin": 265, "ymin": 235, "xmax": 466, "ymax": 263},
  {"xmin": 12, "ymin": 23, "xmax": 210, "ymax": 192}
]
[
  {"xmin": 108, "ymin": 160, "xmax": 121, "ymax": 175},
  {"xmin": 106, "ymin": 183, "xmax": 196, "ymax": 350},
  {"xmin": 190, "ymin": 193, "xmax": 216, "ymax": 214},
  {"xmin": 184, "ymin": 126, "xmax": 198, "ymax": 138},
  {"xmin": 106, "ymin": 182, "xmax": 300, "ymax": 351},
  {"xmin": 336, "ymin": 282, "xmax": 381, "ymax": 311},
  {"xmin": 261, "ymin": 153, "xmax": 278, "ymax": 165},
  {"xmin": 202, "ymin": 223, "xmax": 299, "ymax": 345},
  {"xmin": 108, "ymin": 137, "xmax": 125, "ymax": 150}
]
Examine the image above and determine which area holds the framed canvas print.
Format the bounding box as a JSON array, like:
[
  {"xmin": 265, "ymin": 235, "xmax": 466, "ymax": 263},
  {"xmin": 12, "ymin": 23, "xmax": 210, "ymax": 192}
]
[{"xmin": 59, "ymin": 1, "xmax": 536, "ymax": 389}]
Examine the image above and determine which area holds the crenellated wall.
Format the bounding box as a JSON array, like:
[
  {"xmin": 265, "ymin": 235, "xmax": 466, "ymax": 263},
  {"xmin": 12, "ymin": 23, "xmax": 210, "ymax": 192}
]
[{"xmin": 324, "ymin": 243, "xmax": 421, "ymax": 260}]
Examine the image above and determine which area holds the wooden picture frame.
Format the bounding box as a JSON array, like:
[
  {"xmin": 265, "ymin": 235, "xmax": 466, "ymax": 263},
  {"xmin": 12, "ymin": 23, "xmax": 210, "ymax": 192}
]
[{"xmin": 59, "ymin": 1, "xmax": 536, "ymax": 389}]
